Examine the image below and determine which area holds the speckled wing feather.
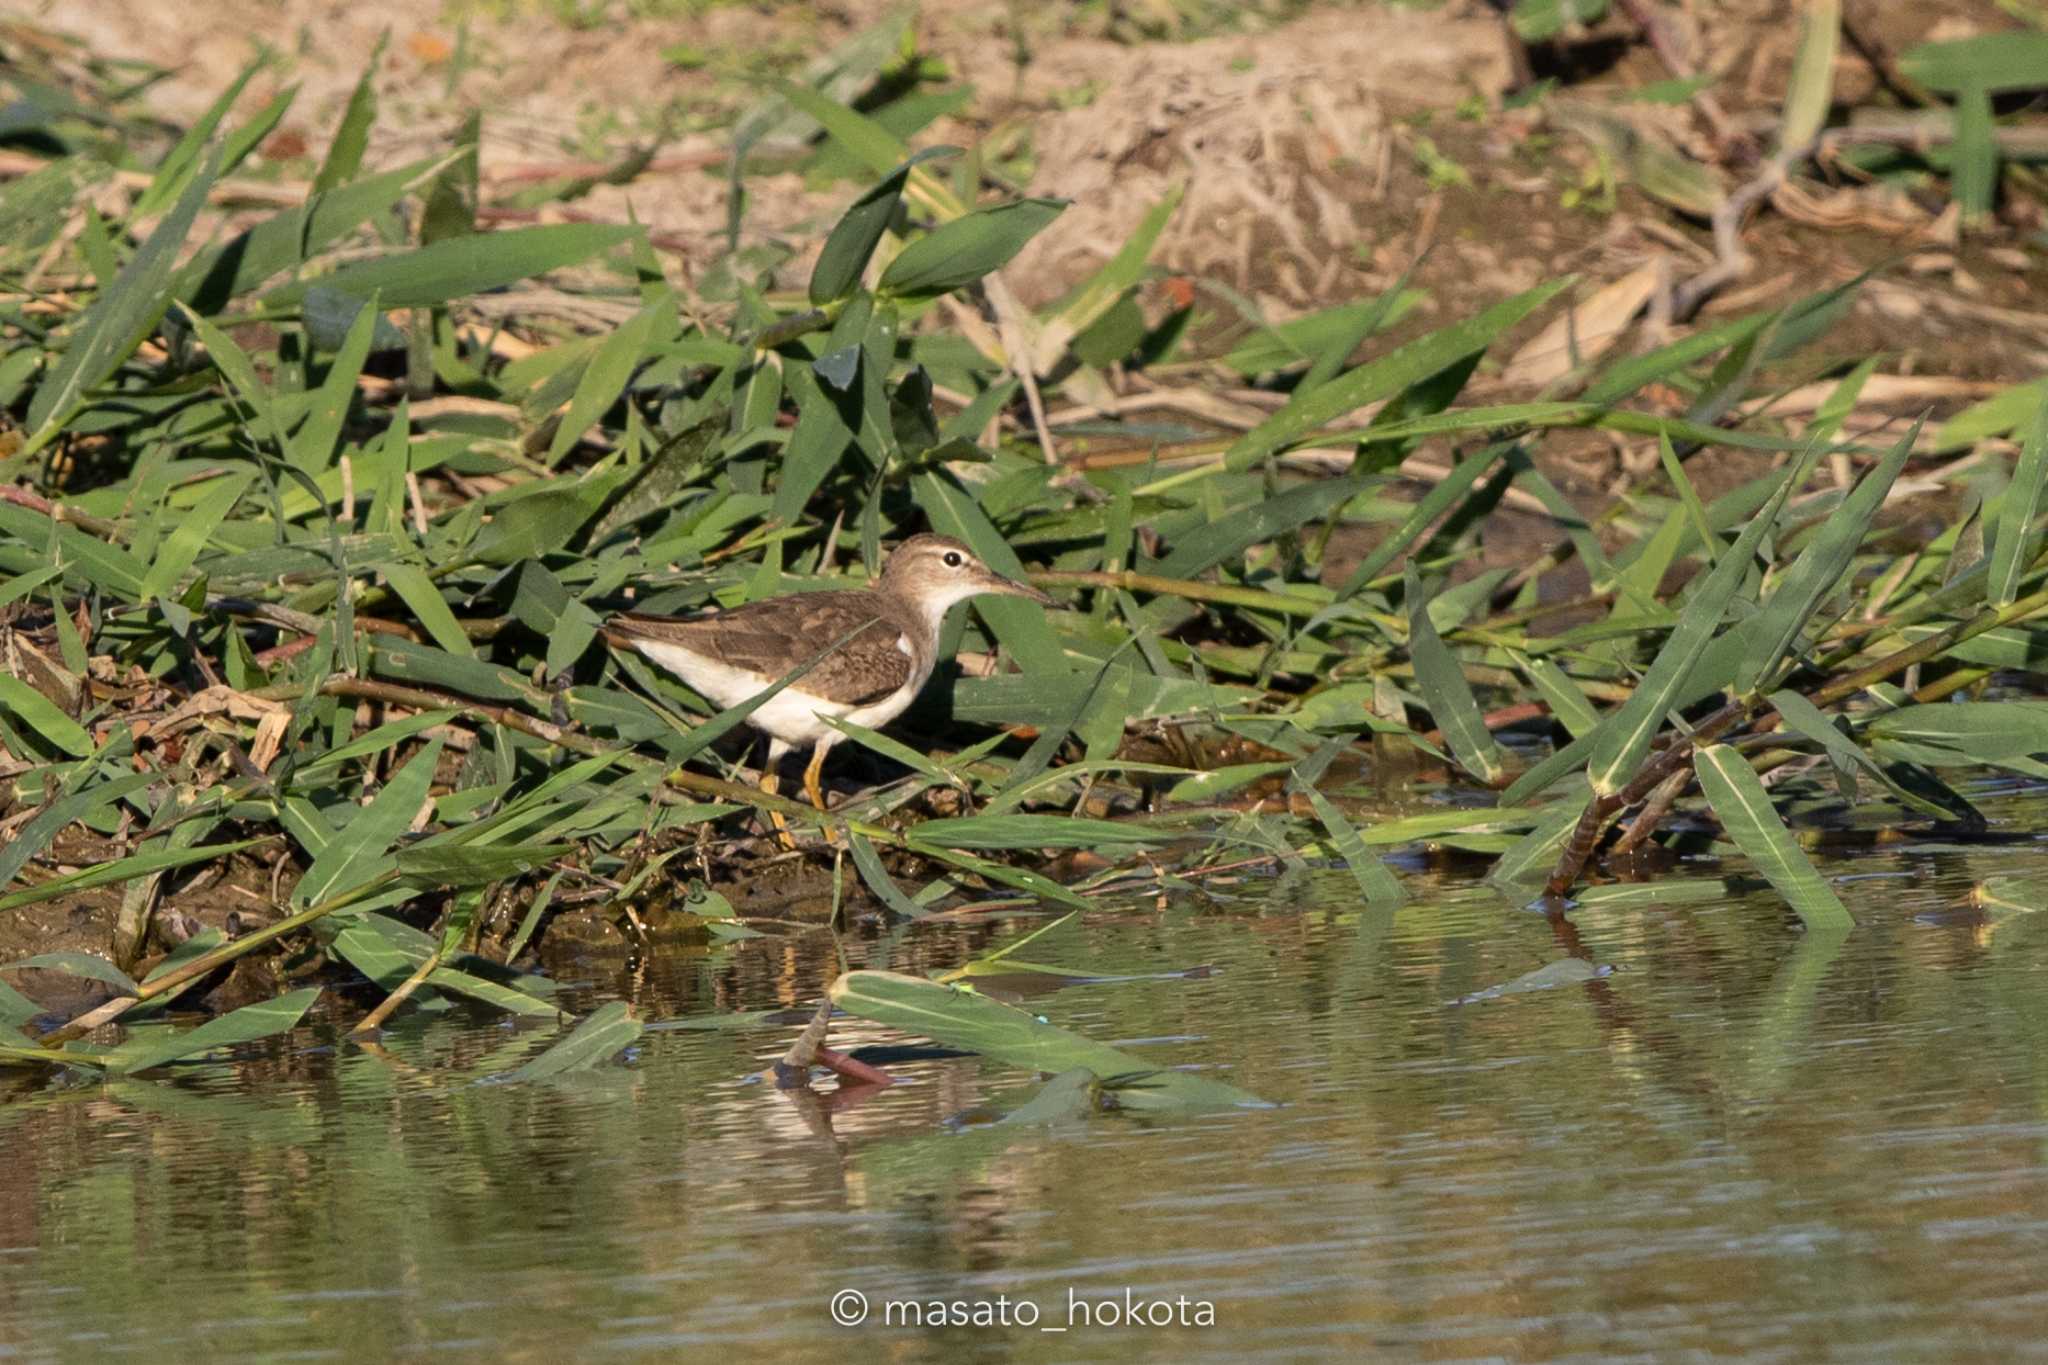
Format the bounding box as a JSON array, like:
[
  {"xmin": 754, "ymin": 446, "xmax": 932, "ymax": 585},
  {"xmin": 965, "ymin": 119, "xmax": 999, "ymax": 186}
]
[{"xmin": 611, "ymin": 591, "xmax": 915, "ymax": 706}]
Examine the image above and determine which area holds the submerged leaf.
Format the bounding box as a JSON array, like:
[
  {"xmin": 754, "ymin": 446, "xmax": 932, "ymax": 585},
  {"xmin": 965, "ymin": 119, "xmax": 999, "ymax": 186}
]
[
  {"xmin": 830, "ymin": 971, "xmax": 1267, "ymax": 1111},
  {"xmin": 499, "ymin": 1002, "xmax": 642, "ymax": 1082}
]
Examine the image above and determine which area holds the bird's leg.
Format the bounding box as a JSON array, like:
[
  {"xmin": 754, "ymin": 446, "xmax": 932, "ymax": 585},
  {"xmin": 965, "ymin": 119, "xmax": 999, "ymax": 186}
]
[
  {"xmin": 762, "ymin": 742, "xmax": 799, "ymax": 851},
  {"xmin": 803, "ymin": 745, "xmax": 830, "ymax": 813},
  {"xmin": 803, "ymin": 744, "xmax": 842, "ymax": 849}
]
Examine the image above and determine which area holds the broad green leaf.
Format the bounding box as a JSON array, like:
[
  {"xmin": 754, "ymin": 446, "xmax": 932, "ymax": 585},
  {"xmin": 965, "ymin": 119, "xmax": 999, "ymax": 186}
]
[
  {"xmin": 1952, "ymin": 82, "xmax": 1997, "ymax": 223},
  {"xmin": 180, "ymin": 156, "xmax": 447, "ymax": 313},
  {"xmin": 0, "ymin": 840, "xmax": 267, "ymax": 915},
  {"xmin": 1778, "ymin": 0, "xmax": 1839, "ymax": 153},
  {"xmin": 25, "ymin": 147, "xmax": 220, "ymax": 455},
  {"xmin": 395, "ymin": 842, "xmax": 571, "ymax": 885},
  {"xmin": 877, "ymin": 198, "xmax": 1068, "ymax": 303},
  {"xmin": 810, "ymin": 148, "xmax": 956, "ymax": 306},
  {"xmin": 0, "ymin": 676, "xmax": 90, "ymax": 757},
  {"xmin": 1226, "ymin": 279, "xmax": 1571, "ymax": 471},
  {"xmin": 379, "ymin": 562, "xmax": 473, "ymax": 658},
  {"xmin": 1157, "ymin": 475, "xmax": 1369, "ymax": 579},
  {"xmin": 1405, "ymin": 566, "xmax": 1507, "ymax": 785},
  {"xmin": 107, "ymin": 988, "xmax": 323, "ymax": 1074},
  {"xmin": 292, "ymin": 289, "xmax": 378, "ymax": 474},
  {"xmin": 1295, "ymin": 783, "xmax": 1404, "ymax": 905},
  {"xmin": 500, "ymin": 1002, "xmax": 641, "ymax": 1082},
  {"xmin": 769, "ymin": 78, "xmax": 912, "ymax": 181},
  {"xmin": 1515, "ymin": 654, "xmax": 1601, "ymax": 737},
  {"xmin": 1900, "ymin": 32, "xmax": 2048, "ymax": 93},
  {"xmin": 1935, "ymin": 377, "xmax": 2048, "ymax": 452},
  {"xmin": 264, "ymin": 223, "xmax": 638, "ymax": 312},
  {"xmin": 1767, "ymin": 690, "xmax": 1954, "ymax": 821},
  {"xmin": 547, "ymin": 300, "xmax": 663, "ymax": 464},
  {"xmin": 140, "ymin": 469, "xmax": 254, "ymax": 604},
  {"xmin": 908, "ymin": 814, "xmax": 1174, "ymax": 851},
  {"xmin": 314, "ymin": 39, "xmax": 384, "ymax": 192},
  {"xmin": 1694, "ymin": 744, "xmax": 1851, "ymax": 930},
  {"xmin": 1867, "ymin": 701, "xmax": 2048, "ymax": 763},
  {"xmin": 1735, "ymin": 422, "xmax": 1916, "ymax": 693},
  {"xmin": 1223, "ymin": 290, "xmax": 1428, "ymax": 377},
  {"xmin": 1583, "ymin": 453, "xmax": 1808, "ymax": 796},
  {"xmin": 1989, "ymin": 393, "xmax": 2048, "ymax": 607},
  {"xmin": 847, "ymin": 831, "xmax": 928, "ymax": 919},
  {"xmin": 830, "ymin": 970, "xmax": 1267, "ymax": 1111},
  {"xmin": 0, "ymin": 952, "xmax": 140, "ymax": 994},
  {"xmin": 291, "ymin": 738, "xmax": 443, "ymax": 907}
]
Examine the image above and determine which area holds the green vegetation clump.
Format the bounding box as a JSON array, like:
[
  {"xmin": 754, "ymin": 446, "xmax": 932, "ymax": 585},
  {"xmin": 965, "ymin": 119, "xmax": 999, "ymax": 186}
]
[{"xmin": 1, "ymin": 6, "xmax": 2047, "ymax": 1081}]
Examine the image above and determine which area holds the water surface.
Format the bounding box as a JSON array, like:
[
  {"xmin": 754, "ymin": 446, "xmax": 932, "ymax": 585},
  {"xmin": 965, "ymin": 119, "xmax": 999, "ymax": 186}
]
[{"xmin": 6, "ymin": 833, "xmax": 2048, "ymax": 1362}]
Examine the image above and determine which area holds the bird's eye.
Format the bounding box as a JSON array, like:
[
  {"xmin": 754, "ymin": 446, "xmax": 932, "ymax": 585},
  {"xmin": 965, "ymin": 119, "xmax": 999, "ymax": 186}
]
[{"xmin": 942, "ymin": 551, "xmax": 964, "ymax": 568}]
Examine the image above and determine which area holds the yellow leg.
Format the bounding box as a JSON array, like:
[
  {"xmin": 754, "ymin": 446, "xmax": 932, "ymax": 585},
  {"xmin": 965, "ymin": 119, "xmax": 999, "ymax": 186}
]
[
  {"xmin": 803, "ymin": 745, "xmax": 830, "ymax": 812},
  {"xmin": 803, "ymin": 745, "xmax": 842, "ymax": 849},
  {"xmin": 760, "ymin": 766, "xmax": 799, "ymax": 851}
]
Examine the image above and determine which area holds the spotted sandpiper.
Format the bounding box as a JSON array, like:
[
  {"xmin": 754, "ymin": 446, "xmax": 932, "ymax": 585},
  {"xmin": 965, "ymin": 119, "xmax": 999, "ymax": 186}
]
[{"xmin": 604, "ymin": 534, "xmax": 1055, "ymax": 824}]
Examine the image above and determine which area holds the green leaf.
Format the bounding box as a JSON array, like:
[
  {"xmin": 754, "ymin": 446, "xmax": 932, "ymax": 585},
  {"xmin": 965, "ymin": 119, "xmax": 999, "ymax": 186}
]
[
  {"xmin": 0, "ymin": 952, "xmax": 140, "ymax": 994},
  {"xmin": 547, "ymin": 300, "xmax": 663, "ymax": 464},
  {"xmin": 24, "ymin": 146, "xmax": 220, "ymax": 455},
  {"xmin": 500, "ymin": 1001, "xmax": 641, "ymax": 1082},
  {"xmin": 314, "ymin": 38, "xmax": 385, "ymax": 192},
  {"xmin": 1735, "ymin": 422, "xmax": 1916, "ymax": 693},
  {"xmin": 1694, "ymin": 744, "xmax": 1851, "ymax": 930},
  {"xmin": 809, "ymin": 148, "xmax": 956, "ymax": 306},
  {"xmin": 1582, "ymin": 452, "xmax": 1809, "ymax": 796},
  {"xmin": 1405, "ymin": 566, "xmax": 1508, "ymax": 786},
  {"xmin": 291, "ymin": 738, "xmax": 443, "ymax": 907},
  {"xmin": 877, "ymin": 198, "xmax": 1068, "ymax": 303},
  {"xmin": 139, "ymin": 469, "xmax": 254, "ymax": 605},
  {"xmin": 1223, "ymin": 291, "xmax": 1427, "ymax": 377},
  {"xmin": 769, "ymin": 78, "xmax": 913, "ymax": 181},
  {"xmin": 1489, "ymin": 791, "xmax": 1593, "ymax": 888},
  {"xmin": 1952, "ymin": 82, "xmax": 1997, "ymax": 222},
  {"xmin": 1778, "ymin": 0, "xmax": 1839, "ymax": 154},
  {"xmin": 830, "ymin": 970, "xmax": 1267, "ymax": 1111},
  {"xmin": 1935, "ymin": 377, "xmax": 2048, "ymax": 452},
  {"xmin": 0, "ymin": 840, "xmax": 268, "ymax": 915},
  {"xmin": 1157, "ymin": 475, "xmax": 1369, "ymax": 579},
  {"xmin": 1295, "ymin": 782, "xmax": 1404, "ymax": 905},
  {"xmin": 1225, "ymin": 279, "xmax": 1571, "ymax": 471},
  {"xmin": 1989, "ymin": 393, "xmax": 2048, "ymax": 607},
  {"xmin": 379, "ymin": 561, "xmax": 474, "ymax": 658},
  {"xmin": 0, "ymin": 769, "xmax": 155, "ymax": 893},
  {"xmin": 264, "ymin": 223, "xmax": 638, "ymax": 312},
  {"xmin": 395, "ymin": 842, "xmax": 570, "ymax": 885},
  {"xmin": 1867, "ymin": 701, "xmax": 2048, "ymax": 764},
  {"xmin": 847, "ymin": 831, "xmax": 928, "ymax": 919},
  {"xmin": 1900, "ymin": 32, "xmax": 2048, "ymax": 93},
  {"xmin": 180, "ymin": 156, "xmax": 447, "ymax": 313},
  {"xmin": 1767, "ymin": 690, "xmax": 1955, "ymax": 821},
  {"xmin": 0, "ymin": 676, "xmax": 90, "ymax": 757},
  {"xmin": 1043, "ymin": 181, "xmax": 1184, "ymax": 351},
  {"xmin": 908, "ymin": 814, "xmax": 1174, "ymax": 851},
  {"xmin": 107, "ymin": 988, "xmax": 323, "ymax": 1074},
  {"xmin": 291, "ymin": 289, "xmax": 379, "ymax": 474}
]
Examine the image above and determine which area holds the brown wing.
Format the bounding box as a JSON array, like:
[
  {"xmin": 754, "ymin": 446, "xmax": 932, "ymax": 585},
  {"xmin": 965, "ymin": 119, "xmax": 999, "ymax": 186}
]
[{"xmin": 610, "ymin": 591, "xmax": 914, "ymax": 706}]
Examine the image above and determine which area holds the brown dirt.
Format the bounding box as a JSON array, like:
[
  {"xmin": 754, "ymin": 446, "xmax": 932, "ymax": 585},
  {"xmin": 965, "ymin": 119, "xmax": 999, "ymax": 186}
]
[{"xmin": 30, "ymin": 0, "xmax": 2043, "ymax": 393}]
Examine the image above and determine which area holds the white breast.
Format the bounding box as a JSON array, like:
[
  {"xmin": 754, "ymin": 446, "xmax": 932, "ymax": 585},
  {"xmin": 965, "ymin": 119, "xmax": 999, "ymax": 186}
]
[{"xmin": 633, "ymin": 635, "xmax": 925, "ymax": 753}]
